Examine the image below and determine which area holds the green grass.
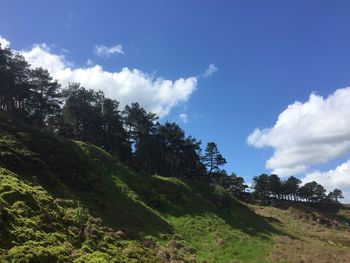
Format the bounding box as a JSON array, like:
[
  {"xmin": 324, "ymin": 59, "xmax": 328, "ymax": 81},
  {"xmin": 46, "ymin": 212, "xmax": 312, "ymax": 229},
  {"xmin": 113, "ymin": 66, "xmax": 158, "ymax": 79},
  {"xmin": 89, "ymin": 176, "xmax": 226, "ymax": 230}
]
[{"xmin": 1, "ymin": 112, "xmax": 350, "ymax": 262}]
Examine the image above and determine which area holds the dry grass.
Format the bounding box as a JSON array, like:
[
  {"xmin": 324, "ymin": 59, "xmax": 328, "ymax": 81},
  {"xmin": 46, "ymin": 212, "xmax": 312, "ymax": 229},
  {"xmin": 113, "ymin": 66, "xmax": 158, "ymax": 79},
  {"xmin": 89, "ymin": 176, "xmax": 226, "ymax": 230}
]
[
  {"xmin": 269, "ymin": 235, "xmax": 350, "ymax": 263},
  {"xmin": 248, "ymin": 203, "xmax": 350, "ymax": 263}
]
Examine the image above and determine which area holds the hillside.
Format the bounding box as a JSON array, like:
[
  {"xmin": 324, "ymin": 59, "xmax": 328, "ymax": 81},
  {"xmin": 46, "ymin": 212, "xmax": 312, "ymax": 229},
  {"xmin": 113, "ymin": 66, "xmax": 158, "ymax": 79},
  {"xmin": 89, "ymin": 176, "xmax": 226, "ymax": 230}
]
[{"xmin": 1, "ymin": 112, "xmax": 350, "ymax": 263}]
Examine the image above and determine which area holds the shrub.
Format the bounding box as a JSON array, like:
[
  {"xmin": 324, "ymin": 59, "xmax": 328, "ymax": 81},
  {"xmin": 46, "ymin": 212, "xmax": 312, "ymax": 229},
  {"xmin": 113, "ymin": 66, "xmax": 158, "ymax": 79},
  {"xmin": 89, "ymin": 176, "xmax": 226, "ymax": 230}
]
[
  {"xmin": 212, "ymin": 185, "xmax": 233, "ymax": 207},
  {"xmin": 75, "ymin": 206, "xmax": 89, "ymax": 226}
]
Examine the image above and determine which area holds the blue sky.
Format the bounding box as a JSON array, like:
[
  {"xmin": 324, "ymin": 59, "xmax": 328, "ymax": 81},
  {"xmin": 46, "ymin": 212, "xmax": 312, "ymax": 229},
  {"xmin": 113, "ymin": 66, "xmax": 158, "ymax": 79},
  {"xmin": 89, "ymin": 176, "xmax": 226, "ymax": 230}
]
[{"xmin": 1, "ymin": 1, "xmax": 350, "ymax": 200}]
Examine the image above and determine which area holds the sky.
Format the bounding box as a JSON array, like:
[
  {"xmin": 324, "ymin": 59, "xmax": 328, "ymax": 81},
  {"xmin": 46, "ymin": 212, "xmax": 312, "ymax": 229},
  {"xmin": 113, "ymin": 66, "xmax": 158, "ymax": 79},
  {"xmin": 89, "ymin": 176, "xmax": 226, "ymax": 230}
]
[{"xmin": 1, "ymin": 0, "xmax": 350, "ymax": 201}]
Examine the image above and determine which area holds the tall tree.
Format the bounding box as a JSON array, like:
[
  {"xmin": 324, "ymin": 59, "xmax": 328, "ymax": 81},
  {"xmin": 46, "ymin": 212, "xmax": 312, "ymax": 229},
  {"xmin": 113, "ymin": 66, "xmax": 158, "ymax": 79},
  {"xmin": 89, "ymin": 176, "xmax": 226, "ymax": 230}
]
[
  {"xmin": 202, "ymin": 142, "xmax": 226, "ymax": 174},
  {"xmin": 313, "ymin": 183, "xmax": 327, "ymax": 202},
  {"xmin": 299, "ymin": 181, "xmax": 326, "ymax": 202},
  {"xmin": 181, "ymin": 136, "xmax": 205, "ymax": 179},
  {"xmin": 268, "ymin": 174, "xmax": 282, "ymax": 199},
  {"xmin": 100, "ymin": 98, "xmax": 131, "ymax": 161},
  {"xmin": 122, "ymin": 103, "xmax": 158, "ymax": 172},
  {"xmin": 283, "ymin": 176, "xmax": 301, "ymax": 201},
  {"xmin": 252, "ymin": 174, "xmax": 270, "ymax": 200},
  {"xmin": 27, "ymin": 67, "xmax": 61, "ymax": 128},
  {"xmin": 60, "ymin": 83, "xmax": 104, "ymax": 145},
  {"xmin": 123, "ymin": 102, "xmax": 157, "ymax": 147},
  {"xmin": 0, "ymin": 45, "xmax": 31, "ymax": 118},
  {"xmin": 141, "ymin": 122, "xmax": 205, "ymax": 179}
]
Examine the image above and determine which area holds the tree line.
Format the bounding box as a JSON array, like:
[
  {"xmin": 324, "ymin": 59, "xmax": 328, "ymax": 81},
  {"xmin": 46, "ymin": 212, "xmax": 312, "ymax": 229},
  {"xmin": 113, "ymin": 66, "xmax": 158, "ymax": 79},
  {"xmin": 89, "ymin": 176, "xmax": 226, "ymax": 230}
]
[
  {"xmin": 0, "ymin": 44, "xmax": 228, "ymax": 180},
  {"xmin": 0, "ymin": 44, "xmax": 343, "ymax": 203},
  {"xmin": 252, "ymin": 174, "xmax": 343, "ymax": 203}
]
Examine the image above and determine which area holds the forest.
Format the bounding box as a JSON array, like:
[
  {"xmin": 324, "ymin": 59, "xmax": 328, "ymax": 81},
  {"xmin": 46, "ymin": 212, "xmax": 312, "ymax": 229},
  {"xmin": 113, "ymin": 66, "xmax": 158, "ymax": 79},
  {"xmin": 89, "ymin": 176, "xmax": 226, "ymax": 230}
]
[{"xmin": 0, "ymin": 43, "xmax": 344, "ymax": 204}]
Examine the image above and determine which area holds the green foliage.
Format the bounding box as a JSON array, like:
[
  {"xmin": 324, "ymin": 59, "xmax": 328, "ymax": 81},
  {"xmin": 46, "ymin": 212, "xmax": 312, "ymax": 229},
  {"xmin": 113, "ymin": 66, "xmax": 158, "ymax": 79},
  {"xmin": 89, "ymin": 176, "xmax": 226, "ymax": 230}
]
[
  {"xmin": 328, "ymin": 188, "xmax": 344, "ymax": 202},
  {"xmin": 75, "ymin": 206, "xmax": 89, "ymax": 226},
  {"xmin": 59, "ymin": 84, "xmax": 132, "ymax": 161},
  {"xmin": 202, "ymin": 142, "xmax": 227, "ymax": 174},
  {"xmin": 0, "ymin": 46, "xmax": 61, "ymax": 128},
  {"xmin": 300, "ymin": 181, "xmax": 326, "ymax": 202},
  {"xmin": 216, "ymin": 172, "xmax": 248, "ymax": 195},
  {"xmin": 252, "ymin": 174, "xmax": 270, "ymax": 200},
  {"xmin": 252, "ymin": 173, "xmax": 331, "ymax": 203},
  {"xmin": 212, "ymin": 185, "xmax": 234, "ymax": 207}
]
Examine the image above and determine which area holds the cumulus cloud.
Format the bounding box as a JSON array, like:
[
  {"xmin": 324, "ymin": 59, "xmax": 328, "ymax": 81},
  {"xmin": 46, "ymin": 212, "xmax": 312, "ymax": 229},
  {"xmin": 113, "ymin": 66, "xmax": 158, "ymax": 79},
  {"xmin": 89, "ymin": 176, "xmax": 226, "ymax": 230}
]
[
  {"xmin": 202, "ymin": 64, "xmax": 218, "ymax": 78},
  {"xmin": 94, "ymin": 44, "xmax": 124, "ymax": 57},
  {"xmin": 247, "ymin": 88, "xmax": 350, "ymax": 176},
  {"xmin": 179, "ymin": 113, "xmax": 188, "ymax": 123},
  {"xmin": 0, "ymin": 35, "xmax": 10, "ymax": 48},
  {"xmin": 302, "ymin": 159, "xmax": 350, "ymax": 203},
  {"xmin": 19, "ymin": 42, "xmax": 197, "ymax": 117}
]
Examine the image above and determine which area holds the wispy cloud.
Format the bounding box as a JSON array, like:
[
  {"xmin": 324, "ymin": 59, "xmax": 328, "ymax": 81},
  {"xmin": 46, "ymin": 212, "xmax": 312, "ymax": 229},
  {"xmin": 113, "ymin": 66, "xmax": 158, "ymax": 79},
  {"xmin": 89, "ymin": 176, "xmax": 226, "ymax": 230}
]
[
  {"xmin": 65, "ymin": 13, "xmax": 73, "ymax": 30},
  {"xmin": 94, "ymin": 44, "xmax": 124, "ymax": 57},
  {"xmin": 179, "ymin": 113, "xmax": 188, "ymax": 123},
  {"xmin": 202, "ymin": 64, "xmax": 218, "ymax": 78}
]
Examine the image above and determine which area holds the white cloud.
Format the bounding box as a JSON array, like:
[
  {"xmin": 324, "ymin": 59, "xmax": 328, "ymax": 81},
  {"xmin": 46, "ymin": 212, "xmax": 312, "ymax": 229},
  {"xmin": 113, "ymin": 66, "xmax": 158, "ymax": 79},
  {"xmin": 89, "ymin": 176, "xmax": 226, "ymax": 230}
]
[
  {"xmin": 302, "ymin": 159, "xmax": 350, "ymax": 203},
  {"xmin": 94, "ymin": 44, "xmax": 124, "ymax": 57},
  {"xmin": 202, "ymin": 64, "xmax": 218, "ymax": 78},
  {"xmin": 247, "ymin": 88, "xmax": 350, "ymax": 176},
  {"xmin": 19, "ymin": 42, "xmax": 197, "ymax": 117},
  {"xmin": 179, "ymin": 113, "xmax": 188, "ymax": 123},
  {"xmin": 0, "ymin": 35, "xmax": 10, "ymax": 48},
  {"xmin": 86, "ymin": 59, "xmax": 94, "ymax": 66}
]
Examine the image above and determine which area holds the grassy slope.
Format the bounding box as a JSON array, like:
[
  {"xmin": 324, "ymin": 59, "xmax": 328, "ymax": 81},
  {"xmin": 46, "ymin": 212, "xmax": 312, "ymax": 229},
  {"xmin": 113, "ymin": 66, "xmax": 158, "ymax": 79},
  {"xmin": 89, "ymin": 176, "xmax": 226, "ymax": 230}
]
[{"xmin": 0, "ymin": 112, "xmax": 350, "ymax": 262}]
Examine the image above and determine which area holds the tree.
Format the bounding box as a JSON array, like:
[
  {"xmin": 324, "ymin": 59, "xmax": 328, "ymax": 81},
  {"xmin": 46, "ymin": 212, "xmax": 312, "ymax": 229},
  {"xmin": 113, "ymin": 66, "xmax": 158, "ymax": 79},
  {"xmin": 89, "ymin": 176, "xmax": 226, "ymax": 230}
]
[
  {"xmin": 252, "ymin": 174, "xmax": 270, "ymax": 200},
  {"xmin": 202, "ymin": 142, "xmax": 226, "ymax": 174},
  {"xmin": 100, "ymin": 98, "xmax": 131, "ymax": 161},
  {"xmin": 180, "ymin": 136, "xmax": 205, "ymax": 179},
  {"xmin": 328, "ymin": 188, "xmax": 344, "ymax": 202},
  {"xmin": 60, "ymin": 83, "xmax": 103, "ymax": 145},
  {"xmin": 0, "ymin": 45, "xmax": 61, "ymax": 129},
  {"xmin": 299, "ymin": 181, "xmax": 326, "ymax": 202},
  {"xmin": 27, "ymin": 67, "xmax": 61, "ymax": 128},
  {"xmin": 156, "ymin": 123, "xmax": 204, "ymax": 179},
  {"xmin": 59, "ymin": 84, "xmax": 132, "ymax": 161},
  {"xmin": 0, "ymin": 45, "xmax": 31, "ymax": 119},
  {"xmin": 282, "ymin": 176, "xmax": 301, "ymax": 201},
  {"xmin": 218, "ymin": 173, "xmax": 248, "ymax": 195},
  {"xmin": 314, "ymin": 183, "xmax": 327, "ymax": 202},
  {"xmin": 123, "ymin": 102, "xmax": 157, "ymax": 148},
  {"xmin": 268, "ymin": 174, "xmax": 282, "ymax": 199},
  {"xmin": 155, "ymin": 122, "xmax": 185, "ymax": 177},
  {"xmin": 122, "ymin": 103, "xmax": 158, "ymax": 173}
]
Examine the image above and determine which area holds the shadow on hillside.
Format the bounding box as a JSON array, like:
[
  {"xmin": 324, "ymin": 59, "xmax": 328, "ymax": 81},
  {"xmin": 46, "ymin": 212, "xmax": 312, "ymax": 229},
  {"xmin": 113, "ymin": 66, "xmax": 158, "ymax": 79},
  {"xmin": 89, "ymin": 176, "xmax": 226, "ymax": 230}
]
[
  {"xmin": 119, "ymin": 174, "xmax": 289, "ymax": 239},
  {"xmin": 0, "ymin": 115, "xmax": 289, "ymax": 239},
  {"xmin": 0, "ymin": 125, "xmax": 174, "ymax": 239},
  {"xmin": 271, "ymin": 200, "xmax": 345, "ymax": 213},
  {"xmin": 268, "ymin": 200, "xmax": 350, "ymax": 227}
]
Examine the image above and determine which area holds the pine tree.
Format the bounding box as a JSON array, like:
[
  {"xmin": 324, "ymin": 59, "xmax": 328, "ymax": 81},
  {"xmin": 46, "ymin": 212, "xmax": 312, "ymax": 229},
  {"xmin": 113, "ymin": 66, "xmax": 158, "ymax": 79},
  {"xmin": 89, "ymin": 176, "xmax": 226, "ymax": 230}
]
[{"xmin": 202, "ymin": 142, "xmax": 227, "ymax": 174}]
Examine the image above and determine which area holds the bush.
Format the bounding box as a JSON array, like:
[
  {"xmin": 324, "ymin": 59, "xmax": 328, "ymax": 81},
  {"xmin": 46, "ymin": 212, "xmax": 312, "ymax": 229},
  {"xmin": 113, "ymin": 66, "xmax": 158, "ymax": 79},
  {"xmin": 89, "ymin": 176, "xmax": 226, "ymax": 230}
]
[
  {"xmin": 212, "ymin": 185, "xmax": 233, "ymax": 207},
  {"xmin": 75, "ymin": 206, "xmax": 89, "ymax": 226}
]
